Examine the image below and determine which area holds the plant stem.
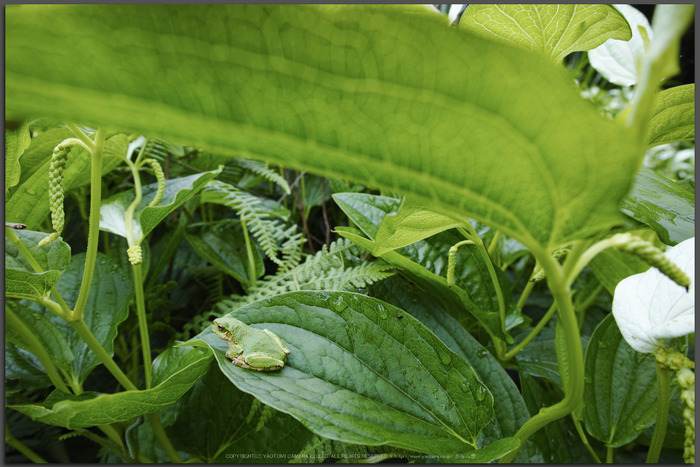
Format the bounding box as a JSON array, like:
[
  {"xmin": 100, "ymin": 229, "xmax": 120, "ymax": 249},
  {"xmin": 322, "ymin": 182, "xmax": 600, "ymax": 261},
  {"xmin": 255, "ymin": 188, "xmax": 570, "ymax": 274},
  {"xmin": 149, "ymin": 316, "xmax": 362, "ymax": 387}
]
[
  {"xmin": 132, "ymin": 262, "xmax": 152, "ymax": 388},
  {"xmin": 572, "ymin": 417, "xmax": 602, "ymax": 463},
  {"xmin": 146, "ymin": 413, "xmax": 183, "ymax": 463},
  {"xmin": 487, "ymin": 230, "xmax": 502, "ymax": 257},
  {"xmin": 5, "ymin": 305, "xmax": 71, "ymax": 393},
  {"xmin": 239, "ymin": 216, "xmax": 257, "ymax": 288},
  {"xmin": 73, "ymin": 128, "xmax": 105, "ymax": 321},
  {"xmin": 64, "ymin": 122, "xmax": 96, "ymax": 152},
  {"xmin": 516, "ymin": 274, "xmax": 536, "ymax": 310},
  {"xmin": 606, "ymin": 446, "xmax": 614, "ymax": 463},
  {"xmin": 500, "ymin": 255, "xmax": 584, "ymax": 462},
  {"xmin": 503, "ymin": 302, "xmax": 557, "ymax": 361},
  {"xmin": 5, "ymin": 422, "xmax": 47, "ymax": 463},
  {"xmin": 646, "ymin": 360, "xmax": 672, "ymax": 463},
  {"xmin": 69, "ymin": 319, "xmax": 137, "ymax": 391}
]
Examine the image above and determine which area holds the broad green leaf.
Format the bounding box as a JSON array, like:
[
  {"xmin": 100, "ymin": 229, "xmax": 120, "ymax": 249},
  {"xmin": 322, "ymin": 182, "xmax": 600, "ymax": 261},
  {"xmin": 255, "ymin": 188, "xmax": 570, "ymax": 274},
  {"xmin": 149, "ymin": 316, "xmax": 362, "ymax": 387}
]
[
  {"xmin": 188, "ymin": 291, "xmax": 494, "ymax": 455},
  {"xmin": 8, "ymin": 345, "xmax": 211, "ymax": 429},
  {"xmin": 588, "ymin": 5, "xmax": 651, "ymax": 86},
  {"xmin": 621, "ymin": 167, "xmax": 694, "ymax": 246},
  {"xmin": 368, "ymin": 276, "xmax": 542, "ymax": 462},
  {"xmin": 6, "ymin": 303, "xmax": 75, "ymax": 373},
  {"xmin": 6, "ymin": 4, "xmax": 640, "ymax": 254},
  {"xmin": 583, "ymin": 314, "xmax": 658, "ymax": 446},
  {"xmin": 336, "ymin": 226, "xmax": 512, "ymax": 343},
  {"xmin": 459, "ymin": 4, "xmax": 632, "ymax": 63},
  {"xmin": 183, "ymin": 220, "xmax": 264, "ymax": 288},
  {"xmin": 31, "ymin": 252, "xmax": 134, "ymax": 384},
  {"xmin": 373, "ymin": 197, "xmax": 465, "ymax": 256},
  {"xmin": 520, "ymin": 373, "xmax": 596, "ymax": 462},
  {"xmin": 139, "ymin": 361, "xmax": 314, "ymax": 463},
  {"xmin": 647, "ymin": 84, "xmax": 695, "ymax": 147},
  {"xmin": 5, "ymin": 121, "xmax": 31, "ymax": 192},
  {"xmin": 332, "ymin": 193, "xmax": 399, "ymax": 240},
  {"xmin": 588, "ymin": 247, "xmax": 650, "ymax": 295},
  {"xmin": 5, "ymin": 229, "xmax": 71, "ymax": 273},
  {"xmin": 5, "ymin": 270, "xmax": 61, "ymax": 301},
  {"xmin": 5, "ymin": 134, "xmax": 128, "ymax": 230},
  {"xmin": 99, "ymin": 168, "xmax": 222, "ymax": 244},
  {"xmin": 5, "ymin": 342, "xmax": 52, "ymax": 393},
  {"xmin": 612, "ymin": 238, "xmax": 694, "ymax": 354},
  {"xmin": 12, "ymin": 127, "xmax": 73, "ymax": 187}
]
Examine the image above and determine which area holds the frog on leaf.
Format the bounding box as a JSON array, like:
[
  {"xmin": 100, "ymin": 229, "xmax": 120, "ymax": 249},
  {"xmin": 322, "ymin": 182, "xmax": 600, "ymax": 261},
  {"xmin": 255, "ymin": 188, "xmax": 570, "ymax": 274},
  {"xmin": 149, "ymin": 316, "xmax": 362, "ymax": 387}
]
[{"xmin": 212, "ymin": 316, "xmax": 290, "ymax": 371}]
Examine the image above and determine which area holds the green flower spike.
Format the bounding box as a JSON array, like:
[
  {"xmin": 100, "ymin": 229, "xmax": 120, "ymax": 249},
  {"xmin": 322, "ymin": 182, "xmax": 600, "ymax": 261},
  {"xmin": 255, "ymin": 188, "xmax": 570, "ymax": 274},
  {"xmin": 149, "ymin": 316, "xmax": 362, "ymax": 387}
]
[
  {"xmin": 614, "ymin": 234, "xmax": 690, "ymax": 290},
  {"xmin": 38, "ymin": 141, "xmax": 73, "ymax": 247},
  {"xmin": 143, "ymin": 158, "xmax": 165, "ymax": 207}
]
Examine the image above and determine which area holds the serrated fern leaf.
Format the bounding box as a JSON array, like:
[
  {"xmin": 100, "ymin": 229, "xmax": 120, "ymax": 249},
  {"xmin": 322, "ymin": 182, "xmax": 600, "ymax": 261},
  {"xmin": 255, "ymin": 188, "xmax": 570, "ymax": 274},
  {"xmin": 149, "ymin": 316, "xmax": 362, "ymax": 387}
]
[
  {"xmin": 235, "ymin": 158, "xmax": 291, "ymax": 194},
  {"xmin": 216, "ymin": 238, "xmax": 394, "ymax": 313}
]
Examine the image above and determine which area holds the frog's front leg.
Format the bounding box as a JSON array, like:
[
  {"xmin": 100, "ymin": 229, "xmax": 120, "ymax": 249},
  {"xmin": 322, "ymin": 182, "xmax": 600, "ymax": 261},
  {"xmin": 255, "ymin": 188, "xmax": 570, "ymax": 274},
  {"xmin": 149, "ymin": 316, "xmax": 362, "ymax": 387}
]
[
  {"xmin": 224, "ymin": 342, "xmax": 244, "ymax": 362},
  {"xmin": 243, "ymin": 353, "xmax": 286, "ymax": 372}
]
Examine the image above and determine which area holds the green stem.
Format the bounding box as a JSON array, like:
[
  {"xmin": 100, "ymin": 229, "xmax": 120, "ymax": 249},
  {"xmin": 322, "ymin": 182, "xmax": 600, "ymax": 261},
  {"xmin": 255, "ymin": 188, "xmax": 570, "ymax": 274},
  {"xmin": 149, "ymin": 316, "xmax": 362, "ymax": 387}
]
[
  {"xmin": 516, "ymin": 273, "xmax": 536, "ymax": 310},
  {"xmin": 646, "ymin": 360, "xmax": 672, "ymax": 463},
  {"xmin": 73, "ymin": 128, "xmax": 105, "ymax": 321},
  {"xmin": 6, "ymin": 422, "xmax": 47, "ymax": 463},
  {"xmin": 124, "ymin": 161, "xmax": 143, "ymax": 249},
  {"xmin": 132, "ymin": 263, "xmax": 152, "ymax": 388},
  {"xmin": 69, "ymin": 319, "xmax": 137, "ymax": 391},
  {"xmin": 487, "ymin": 230, "xmax": 502, "ymax": 257},
  {"xmin": 572, "ymin": 417, "xmax": 602, "ymax": 463},
  {"xmin": 75, "ymin": 428, "xmax": 133, "ymax": 462},
  {"xmin": 503, "ymin": 302, "xmax": 557, "ymax": 361},
  {"xmin": 146, "ymin": 413, "xmax": 182, "ymax": 463},
  {"xmin": 500, "ymin": 255, "xmax": 585, "ymax": 462},
  {"xmin": 64, "ymin": 122, "xmax": 96, "ymax": 152},
  {"xmin": 606, "ymin": 446, "xmax": 614, "ymax": 463},
  {"xmin": 5, "ymin": 305, "xmax": 71, "ymax": 393},
  {"xmin": 240, "ymin": 217, "xmax": 257, "ymax": 288}
]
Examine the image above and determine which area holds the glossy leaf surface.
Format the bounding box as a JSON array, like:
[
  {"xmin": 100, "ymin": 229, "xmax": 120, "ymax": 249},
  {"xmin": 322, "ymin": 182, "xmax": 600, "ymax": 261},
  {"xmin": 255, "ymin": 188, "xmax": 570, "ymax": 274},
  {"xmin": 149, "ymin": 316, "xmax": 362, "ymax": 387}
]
[{"xmin": 189, "ymin": 291, "xmax": 494, "ymax": 455}]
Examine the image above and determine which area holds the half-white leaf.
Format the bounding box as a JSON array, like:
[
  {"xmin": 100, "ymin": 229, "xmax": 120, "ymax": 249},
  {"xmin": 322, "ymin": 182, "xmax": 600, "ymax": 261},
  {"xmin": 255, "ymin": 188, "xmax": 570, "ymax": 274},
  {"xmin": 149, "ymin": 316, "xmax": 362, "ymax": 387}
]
[{"xmin": 612, "ymin": 237, "xmax": 694, "ymax": 353}]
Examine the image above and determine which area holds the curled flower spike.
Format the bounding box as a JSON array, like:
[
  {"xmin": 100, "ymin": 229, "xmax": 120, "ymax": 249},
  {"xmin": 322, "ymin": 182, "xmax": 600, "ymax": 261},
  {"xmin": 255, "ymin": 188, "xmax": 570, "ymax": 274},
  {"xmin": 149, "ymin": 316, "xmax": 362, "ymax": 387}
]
[
  {"xmin": 614, "ymin": 234, "xmax": 690, "ymax": 290},
  {"xmin": 127, "ymin": 245, "xmax": 143, "ymax": 265},
  {"xmin": 446, "ymin": 240, "xmax": 474, "ymax": 287},
  {"xmin": 142, "ymin": 158, "xmax": 165, "ymax": 207},
  {"xmin": 38, "ymin": 141, "xmax": 73, "ymax": 247}
]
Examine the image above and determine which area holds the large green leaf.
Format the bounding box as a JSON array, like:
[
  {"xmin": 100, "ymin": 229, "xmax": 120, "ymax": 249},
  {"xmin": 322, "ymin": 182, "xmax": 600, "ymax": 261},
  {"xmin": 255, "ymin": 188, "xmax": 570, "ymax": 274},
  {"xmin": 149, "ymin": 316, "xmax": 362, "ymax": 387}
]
[
  {"xmin": 99, "ymin": 169, "xmax": 222, "ymax": 244},
  {"xmin": 29, "ymin": 252, "xmax": 134, "ymax": 385},
  {"xmin": 5, "ymin": 121, "xmax": 31, "ymax": 192},
  {"xmin": 6, "ymin": 4, "xmax": 640, "ymax": 255},
  {"xmin": 583, "ymin": 314, "xmax": 658, "ymax": 447},
  {"xmin": 368, "ymin": 276, "xmax": 542, "ymax": 462},
  {"xmin": 188, "ymin": 291, "xmax": 495, "ymax": 456},
  {"xmin": 5, "ymin": 134, "xmax": 129, "ymax": 230},
  {"xmin": 459, "ymin": 4, "xmax": 632, "ymax": 63},
  {"xmin": 620, "ymin": 167, "xmax": 694, "ymax": 246},
  {"xmin": 5, "ymin": 270, "xmax": 62, "ymax": 302},
  {"xmin": 8, "ymin": 345, "xmax": 211, "ymax": 429},
  {"xmin": 647, "ymin": 84, "xmax": 695, "ymax": 147},
  {"xmin": 5, "ymin": 229, "xmax": 71, "ymax": 274}
]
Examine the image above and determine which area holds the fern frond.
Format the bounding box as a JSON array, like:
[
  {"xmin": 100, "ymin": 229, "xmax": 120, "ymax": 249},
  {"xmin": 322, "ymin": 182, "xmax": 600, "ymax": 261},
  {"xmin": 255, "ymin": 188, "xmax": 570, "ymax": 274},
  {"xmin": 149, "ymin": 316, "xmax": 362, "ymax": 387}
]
[
  {"xmin": 235, "ymin": 158, "xmax": 291, "ymax": 194},
  {"xmin": 216, "ymin": 238, "xmax": 395, "ymax": 313}
]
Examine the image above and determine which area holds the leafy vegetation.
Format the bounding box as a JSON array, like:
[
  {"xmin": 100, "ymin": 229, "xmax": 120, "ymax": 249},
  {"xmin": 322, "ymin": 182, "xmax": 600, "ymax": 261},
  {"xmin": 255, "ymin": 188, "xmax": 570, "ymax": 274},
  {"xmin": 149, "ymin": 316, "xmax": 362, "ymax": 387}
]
[{"xmin": 5, "ymin": 4, "xmax": 695, "ymax": 463}]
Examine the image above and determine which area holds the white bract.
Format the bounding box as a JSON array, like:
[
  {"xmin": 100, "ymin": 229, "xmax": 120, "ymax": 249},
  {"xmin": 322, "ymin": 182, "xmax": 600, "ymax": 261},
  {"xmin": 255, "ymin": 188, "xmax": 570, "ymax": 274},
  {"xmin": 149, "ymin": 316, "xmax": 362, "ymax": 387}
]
[
  {"xmin": 588, "ymin": 5, "xmax": 651, "ymax": 86},
  {"xmin": 612, "ymin": 237, "xmax": 694, "ymax": 353}
]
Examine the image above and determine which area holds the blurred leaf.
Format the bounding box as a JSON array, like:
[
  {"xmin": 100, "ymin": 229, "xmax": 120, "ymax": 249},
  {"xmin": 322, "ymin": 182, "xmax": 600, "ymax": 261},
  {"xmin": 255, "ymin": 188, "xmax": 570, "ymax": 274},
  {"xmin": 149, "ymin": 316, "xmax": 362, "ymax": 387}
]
[
  {"xmin": 6, "ymin": 4, "xmax": 641, "ymax": 254},
  {"xmin": 647, "ymin": 84, "xmax": 694, "ymax": 147},
  {"xmin": 460, "ymin": 4, "xmax": 631, "ymax": 63},
  {"xmin": 621, "ymin": 167, "xmax": 694, "ymax": 246},
  {"xmin": 583, "ymin": 314, "xmax": 658, "ymax": 446},
  {"xmin": 8, "ymin": 345, "xmax": 211, "ymax": 429},
  {"xmin": 100, "ymin": 168, "xmax": 222, "ymax": 243},
  {"xmin": 5, "ymin": 121, "xmax": 31, "ymax": 192},
  {"xmin": 188, "ymin": 291, "xmax": 494, "ymax": 456}
]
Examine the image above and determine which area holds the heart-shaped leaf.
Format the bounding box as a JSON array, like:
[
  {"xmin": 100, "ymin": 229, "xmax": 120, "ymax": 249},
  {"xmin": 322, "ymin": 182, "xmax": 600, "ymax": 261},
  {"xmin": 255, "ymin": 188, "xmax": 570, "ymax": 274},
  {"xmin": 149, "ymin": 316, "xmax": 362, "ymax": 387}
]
[
  {"xmin": 99, "ymin": 168, "xmax": 222, "ymax": 244},
  {"xmin": 6, "ymin": 4, "xmax": 640, "ymax": 254},
  {"xmin": 647, "ymin": 84, "xmax": 695, "ymax": 147},
  {"xmin": 612, "ymin": 237, "xmax": 694, "ymax": 354},
  {"xmin": 584, "ymin": 313, "xmax": 659, "ymax": 447},
  {"xmin": 189, "ymin": 291, "xmax": 494, "ymax": 456},
  {"xmin": 459, "ymin": 4, "xmax": 631, "ymax": 63}
]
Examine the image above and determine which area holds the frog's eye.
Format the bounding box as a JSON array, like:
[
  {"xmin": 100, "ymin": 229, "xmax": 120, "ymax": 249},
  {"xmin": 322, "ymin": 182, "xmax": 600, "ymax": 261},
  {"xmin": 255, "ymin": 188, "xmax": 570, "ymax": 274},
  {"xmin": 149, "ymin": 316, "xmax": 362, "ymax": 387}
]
[{"xmin": 217, "ymin": 324, "xmax": 226, "ymax": 332}]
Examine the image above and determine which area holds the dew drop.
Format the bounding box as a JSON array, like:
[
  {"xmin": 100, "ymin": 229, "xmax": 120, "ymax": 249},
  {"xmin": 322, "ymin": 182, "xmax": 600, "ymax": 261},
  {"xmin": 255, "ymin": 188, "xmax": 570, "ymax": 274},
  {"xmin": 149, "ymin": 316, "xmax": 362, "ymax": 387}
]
[
  {"xmin": 332, "ymin": 295, "xmax": 348, "ymax": 313},
  {"xmin": 439, "ymin": 352, "xmax": 451, "ymax": 365},
  {"xmin": 476, "ymin": 386, "xmax": 487, "ymax": 401},
  {"xmin": 377, "ymin": 303, "xmax": 388, "ymax": 319}
]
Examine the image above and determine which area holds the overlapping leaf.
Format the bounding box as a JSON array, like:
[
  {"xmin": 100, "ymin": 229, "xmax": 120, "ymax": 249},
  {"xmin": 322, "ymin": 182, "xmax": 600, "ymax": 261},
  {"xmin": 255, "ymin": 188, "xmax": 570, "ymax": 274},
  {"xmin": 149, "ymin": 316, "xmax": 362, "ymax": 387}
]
[{"xmin": 6, "ymin": 4, "xmax": 640, "ymax": 254}]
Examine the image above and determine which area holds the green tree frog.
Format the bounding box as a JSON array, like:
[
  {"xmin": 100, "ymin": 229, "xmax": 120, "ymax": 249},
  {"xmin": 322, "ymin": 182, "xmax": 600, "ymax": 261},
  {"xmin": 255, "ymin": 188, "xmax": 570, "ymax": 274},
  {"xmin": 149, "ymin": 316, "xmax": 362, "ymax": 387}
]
[{"xmin": 212, "ymin": 316, "xmax": 290, "ymax": 371}]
